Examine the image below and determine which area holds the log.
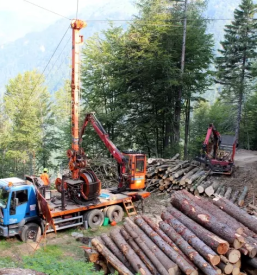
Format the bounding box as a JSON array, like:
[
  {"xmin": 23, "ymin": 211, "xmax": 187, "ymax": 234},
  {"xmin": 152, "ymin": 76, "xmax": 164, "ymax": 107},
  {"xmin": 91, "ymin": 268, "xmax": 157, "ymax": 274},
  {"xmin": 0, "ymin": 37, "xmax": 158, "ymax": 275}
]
[
  {"xmin": 101, "ymin": 234, "xmax": 132, "ymax": 270},
  {"xmin": 238, "ymin": 186, "xmax": 248, "ymax": 207},
  {"xmin": 230, "ymin": 190, "xmax": 240, "ymax": 203},
  {"xmin": 187, "ymin": 170, "xmax": 205, "ymax": 185},
  {"xmin": 232, "ymin": 267, "xmax": 240, "ymax": 275},
  {"xmin": 205, "ymin": 181, "xmax": 220, "ymax": 197},
  {"xmin": 110, "ymin": 229, "xmax": 151, "ymax": 275},
  {"xmin": 91, "ymin": 238, "xmax": 133, "ymax": 275},
  {"xmin": 213, "ymin": 196, "xmax": 257, "ymax": 235},
  {"xmin": 170, "ymin": 191, "xmax": 245, "ymax": 247},
  {"xmin": 179, "ymin": 167, "xmax": 199, "ymax": 185},
  {"xmin": 167, "ymin": 160, "xmax": 189, "ymax": 173},
  {"xmin": 120, "ymin": 228, "xmax": 158, "ymax": 275},
  {"xmin": 243, "ymin": 256, "xmax": 257, "ymax": 268},
  {"xmin": 134, "ymin": 216, "xmax": 198, "ymax": 275},
  {"xmin": 190, "ymin": 171, "xmax": 210, "ymax": 193},
  {"xmin": 219, "ymin": 186, "xmax": 226, "ymax": 197},
  {"xmin": 141, "ymin": 215, "xmax": 194, "ymax": 267},
  {"xmin": 166, "ymin": 205, "xmax": 229, "ymax": 254},
  {"xmin": 225, "ymin": 249, "xmax": 241, "ymax": 264},
  {"xmin": 181, "ymin": 191, "xmax": 244, "ymax": 235},
  {"xmin": 214, "ymin": 184, "xmax": 224, "ymax": 197},
  {"xmin": 124, "ymin": 218, "xmax": 178, "ymax": 275},
  {"xmin": 171, "ymin": 153, "xmax": 180, "ymax": 160},
  {"xmin": 197, "ymin": 181, "xmax": 212, "ymax": 194},
  {"xmin": 233, "ymin": 259, "xmax": 241, "ymax": 268},
  {"xmin": 171, "ymin": 165, "xmax": 194, "ymax": 180},
  {"xmin": 159, "ymin": 221, "xmax": 218, "ymax": 275},
  {"xmin": 217, "ymin": 262, "xmax": 233, "ymax": 274},
  {"xmin": 84, "ymin": 248, "xmax": 99, "ymax": 263},
  {"xmin": 220, "ymin": 255, "xmax": 230, "ymax": 264},
  {"xmin": 123, "ymin": 222, "xmax": 169, "ymax": 275},
  {"xmin": 161, "ymin": 211, "xmax": 220, "ymax": 266},
  {"xmin": 224, "ymin": 187, "xmax": 232, "ymax": 200}
]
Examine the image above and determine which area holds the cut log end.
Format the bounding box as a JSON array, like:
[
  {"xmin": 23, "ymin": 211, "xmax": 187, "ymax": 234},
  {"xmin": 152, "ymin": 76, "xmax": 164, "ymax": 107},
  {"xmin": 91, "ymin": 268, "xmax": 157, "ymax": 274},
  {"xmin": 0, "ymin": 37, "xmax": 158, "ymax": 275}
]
[
  {"xmin": 208, "ymin": 254, "xmax": 221, "ymax": 266},
  {"xmin": 233, "ymin": 239, "xmax": 244, "ymax": 249},
  {"xmin": 232, "ymin": 267, "xmax": 240, "ymax": 275},
  {"xmin": 226, "ymin": 249, "xmax": 241, "ymax": 264},
  {"xmin": 224, "ymin": 264, "xmax": 233, "ymax": 274},
  {"xmin": 217, "ymin": 242, "xmax": 230, "ymax": 255}
]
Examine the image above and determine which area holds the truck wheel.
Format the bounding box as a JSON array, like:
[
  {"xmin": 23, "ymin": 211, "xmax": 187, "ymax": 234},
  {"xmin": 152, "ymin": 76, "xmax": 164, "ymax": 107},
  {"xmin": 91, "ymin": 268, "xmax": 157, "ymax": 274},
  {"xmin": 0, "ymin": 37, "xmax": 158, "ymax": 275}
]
[
  {"xmin": 103, "ymin": 207, "xmax": 109, "ymax": 216},
  {"xmin": 107, "ymin": 205, "xmax": 124, "ymax": 223},
  {"xmin": 20, "ymin": 223, "xmax": 42, "ymax": 242},
  {"xmin": 86, "ymin": 209, "xmax": 104, "ymax": 229}
]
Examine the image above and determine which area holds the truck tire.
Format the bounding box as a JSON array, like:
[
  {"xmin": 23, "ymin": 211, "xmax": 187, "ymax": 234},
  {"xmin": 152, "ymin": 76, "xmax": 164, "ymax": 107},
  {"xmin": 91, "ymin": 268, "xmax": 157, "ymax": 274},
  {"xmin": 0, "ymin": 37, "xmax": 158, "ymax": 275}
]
[
  {"xmin": 86, "ymin": 209, "xmax": 104, "ymax": 229},
  {"xmin": 106, "ymin": 205, "xmax": 124, "ymax": 223},
  {"xmin": 20, "ymin": 223, "xmax": 42, "ymax": 242}
]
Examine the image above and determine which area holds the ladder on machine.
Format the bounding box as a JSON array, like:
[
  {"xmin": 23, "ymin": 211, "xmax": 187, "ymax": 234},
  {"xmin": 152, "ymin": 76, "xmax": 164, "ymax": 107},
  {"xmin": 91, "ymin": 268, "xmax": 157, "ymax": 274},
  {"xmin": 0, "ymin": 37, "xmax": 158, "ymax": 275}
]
[{"xmin": 123, "ymin": 198, "xmax": 137, "ymax": 217}]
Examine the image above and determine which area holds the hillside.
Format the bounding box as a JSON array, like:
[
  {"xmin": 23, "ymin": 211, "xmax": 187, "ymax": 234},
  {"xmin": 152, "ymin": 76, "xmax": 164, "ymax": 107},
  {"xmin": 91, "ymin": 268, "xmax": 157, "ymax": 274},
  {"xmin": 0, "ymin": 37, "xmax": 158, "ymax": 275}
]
[{"xmin": 0, "ymin": 0, "xmax": 241, "ymax": 95}]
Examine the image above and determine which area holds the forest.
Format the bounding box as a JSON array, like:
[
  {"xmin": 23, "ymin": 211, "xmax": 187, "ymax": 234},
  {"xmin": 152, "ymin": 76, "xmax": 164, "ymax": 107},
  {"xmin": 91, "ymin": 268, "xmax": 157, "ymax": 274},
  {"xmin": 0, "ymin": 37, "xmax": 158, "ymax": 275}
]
[{"xmin": 0, "ymin": 0, "xmax": 257, "ymax": 178}]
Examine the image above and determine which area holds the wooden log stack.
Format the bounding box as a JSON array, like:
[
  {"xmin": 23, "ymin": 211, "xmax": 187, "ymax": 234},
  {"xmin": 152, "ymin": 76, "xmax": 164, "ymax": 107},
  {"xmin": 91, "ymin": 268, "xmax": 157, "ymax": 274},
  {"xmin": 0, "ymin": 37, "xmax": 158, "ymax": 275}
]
[{"xmin": 86, "ymin": 191, "xmax": 257, "ymax": 274}]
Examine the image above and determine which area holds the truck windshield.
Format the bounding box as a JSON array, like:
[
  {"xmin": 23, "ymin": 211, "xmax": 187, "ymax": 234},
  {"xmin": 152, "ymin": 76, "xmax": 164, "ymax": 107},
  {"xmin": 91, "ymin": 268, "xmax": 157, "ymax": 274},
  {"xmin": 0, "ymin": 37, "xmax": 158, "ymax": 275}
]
[{"xmin": 0, "ymin": 188, "xmax": 8, "ymax": 208}]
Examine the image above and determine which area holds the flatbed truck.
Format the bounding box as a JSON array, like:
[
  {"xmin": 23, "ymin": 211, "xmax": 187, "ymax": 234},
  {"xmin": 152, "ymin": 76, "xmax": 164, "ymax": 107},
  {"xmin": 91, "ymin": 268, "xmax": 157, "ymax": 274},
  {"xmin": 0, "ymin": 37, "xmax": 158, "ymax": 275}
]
[{"xmin": 0, "ymin": 177, "xmax": 149, "ymax": 242}]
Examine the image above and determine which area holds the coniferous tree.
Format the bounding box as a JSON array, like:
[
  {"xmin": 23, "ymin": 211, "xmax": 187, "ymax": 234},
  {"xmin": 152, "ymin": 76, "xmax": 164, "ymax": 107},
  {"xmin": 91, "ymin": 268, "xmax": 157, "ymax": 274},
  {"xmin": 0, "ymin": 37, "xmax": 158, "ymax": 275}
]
[{"xmin": 216, "ymin": 0, "xmax": 257, "ymax": 140}]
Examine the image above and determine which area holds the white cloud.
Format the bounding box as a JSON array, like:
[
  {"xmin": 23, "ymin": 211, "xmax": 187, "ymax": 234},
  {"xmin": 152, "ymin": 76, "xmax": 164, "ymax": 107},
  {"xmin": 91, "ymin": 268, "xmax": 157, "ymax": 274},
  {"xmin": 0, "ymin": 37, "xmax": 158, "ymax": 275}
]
[{"xmin": 40, "ymin": 45, "xmax": 45, "ymax": 52}]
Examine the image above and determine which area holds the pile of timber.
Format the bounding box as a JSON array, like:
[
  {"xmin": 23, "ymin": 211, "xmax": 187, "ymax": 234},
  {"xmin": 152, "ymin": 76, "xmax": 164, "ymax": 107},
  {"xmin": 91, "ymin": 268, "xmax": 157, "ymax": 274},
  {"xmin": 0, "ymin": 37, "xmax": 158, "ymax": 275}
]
[
  {"xmin": 86, "ymin": 190, "xmax": 257, "ymax": 275},
  {"xmin": 146, "ymin": 156, "xmax": 250, "ymax": 208}
]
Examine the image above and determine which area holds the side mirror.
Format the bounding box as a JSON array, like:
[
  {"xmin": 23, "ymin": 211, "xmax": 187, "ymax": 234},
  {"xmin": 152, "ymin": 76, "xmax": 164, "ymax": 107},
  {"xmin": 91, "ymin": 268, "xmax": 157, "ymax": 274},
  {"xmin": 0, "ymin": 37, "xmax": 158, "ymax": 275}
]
[{"xmin": 14, "ymin": 198, "xmax": 19, "ymax": 206}]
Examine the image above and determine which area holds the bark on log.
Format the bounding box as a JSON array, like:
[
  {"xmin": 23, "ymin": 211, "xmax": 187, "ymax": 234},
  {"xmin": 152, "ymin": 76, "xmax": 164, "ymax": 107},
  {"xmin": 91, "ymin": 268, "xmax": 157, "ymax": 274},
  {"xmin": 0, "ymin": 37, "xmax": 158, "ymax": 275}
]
[
  {"xmin": 230, "ymin": 190, "xmax": 240, "ymax": 203},
  {"xmin": 217, "ymin": 262, "xmax": 233, "ymax": 274},
  {"xmin": 134, "ymin": 216, "xmax": 198, "ymax": 275},
  {"xmin": 225, "ymin": 249, "xmax": 241, "ymax": 264},
  {"xmin": 141, "ymin": 215, "xmax": 194, "ymax": 267},
  {"xmin": 187, "ymin": 170, "xmax": 205, "ymax": 185},
  {"xmin": 225, "ymin": 187, "xmax": 233, "ymax": 200},
  {"xmin": 179, "ymin": 167, "xmax": 199, "ymax": 185},
  {"xmin": 166, "ymin": 205, "xmax": 229, "ymax": 254},
  {"xmin": 110, "ymin": 229, "xmax": 151, "ymax": 275},
  {"xmin": 243, "ymin": 256, "xmax": 257, "ymax": 269},
  {"xmin": 120, "ymin": 228, "xmax": 158, "ymax": 275},
  {"xmin": 181, "ymin": 191, "xmax": 244, "ymax": 235},
  {"xmin": 170, "ymin": 191, "xmax": 244, "ymax": 247},
  {"xmin": 101, "ymin": 234, "xmax": 132, "ymax": 270},
  {"xmin": 238, "ymin": 186, "xmax": 248, "ymax": 207},
  {"xmin": 214, "ymin": 184, "xmax": 224, "ymax": 197},
  {"xmin": 123, "ymin": 222, "xmax": 169, "ymax": 275},
  {"xmin": 190, "ymin": 171, "xmax": 210, "ymax": 193},
  {"xmin": 161, "ymin": 211, "xmax": 220, "ymax": 266},
  {"xmin": 212, "ymin": 196, "xmax": 257, "ymax": 235},
  {"xmin": 159, "ymin": 221, "xmax": 219, "ymax": 275},
  {"xmin": 171, "ymin": 165, "xmax": 194, "ymax": 180},
  {"xmin": 167, "ymin": 161, "xmax": 189, "ymax": 173},
  {"xmin": 92, "ymin": 238, "xmax": 133, "ymax": 275},
  {"xmin": 124, "ymin": 218, "xmax": 178, "ymax": 275},
  {"xmin": 205, "ymin": 181, "xmax": 220, "ymax": 197},
  {"xmin": 219, "ymin": 186, "xmax": 226, "ymax": 197},
  {"xmin": 220, "ymin": 255, "xmax": 230, "ymax": 264}
]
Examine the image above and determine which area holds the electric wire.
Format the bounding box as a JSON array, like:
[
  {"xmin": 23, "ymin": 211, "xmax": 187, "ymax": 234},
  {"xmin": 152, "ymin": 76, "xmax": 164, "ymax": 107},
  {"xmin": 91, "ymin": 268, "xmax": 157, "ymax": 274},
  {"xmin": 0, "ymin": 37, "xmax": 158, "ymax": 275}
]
[
  {"xmin": 23, "ymin": 0, "xmax": 71, "ymax": 20},
  {"xmin": 29, "ymin": 24, "xmax": 71, "ymax": 100}
]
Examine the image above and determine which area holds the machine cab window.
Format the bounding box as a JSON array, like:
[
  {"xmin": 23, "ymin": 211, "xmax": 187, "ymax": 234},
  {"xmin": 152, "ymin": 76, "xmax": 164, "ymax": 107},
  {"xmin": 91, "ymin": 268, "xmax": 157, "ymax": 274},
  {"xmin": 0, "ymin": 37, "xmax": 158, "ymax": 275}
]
[
  {"xmin": 136, "ymin": 156, "xmax": 145, "ymax": 173},
  {"xmin": 10, "ymin": 190, "xmax": 28, "ymax": 215}
]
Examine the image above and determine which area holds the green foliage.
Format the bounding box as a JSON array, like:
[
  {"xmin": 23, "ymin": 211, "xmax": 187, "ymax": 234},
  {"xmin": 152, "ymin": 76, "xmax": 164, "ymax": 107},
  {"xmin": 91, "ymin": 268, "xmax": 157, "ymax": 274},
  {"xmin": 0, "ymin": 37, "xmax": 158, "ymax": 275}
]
[
  {"xmin": 215, "ymin": 0, "xmax": 257, "ymax": 139},
  {"xmin": 81, "ymin": 0, "xmax": 214, "ymax": 158},
  {"xmin": 22, "ymin": 245, "xmax": 103, "ymax": 275},
  {"xmin": 0, "ymin": 257, "xmax": 17, "ymax": 269}
]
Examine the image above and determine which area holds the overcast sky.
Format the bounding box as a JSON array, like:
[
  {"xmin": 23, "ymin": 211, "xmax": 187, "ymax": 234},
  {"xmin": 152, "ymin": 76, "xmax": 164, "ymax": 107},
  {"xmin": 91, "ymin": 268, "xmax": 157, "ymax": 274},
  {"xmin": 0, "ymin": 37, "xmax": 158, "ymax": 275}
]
[{"xmin": 0, "ymin": 0, "xmax": 135, "ymax": 44}]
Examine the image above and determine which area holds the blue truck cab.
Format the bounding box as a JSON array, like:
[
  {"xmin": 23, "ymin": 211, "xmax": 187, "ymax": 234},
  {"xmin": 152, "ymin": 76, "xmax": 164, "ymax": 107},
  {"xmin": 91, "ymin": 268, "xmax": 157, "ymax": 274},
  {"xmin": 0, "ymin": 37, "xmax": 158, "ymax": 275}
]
[{"xmin": 0, "ymin": 177, "xmax": 42, "ymax": 241}]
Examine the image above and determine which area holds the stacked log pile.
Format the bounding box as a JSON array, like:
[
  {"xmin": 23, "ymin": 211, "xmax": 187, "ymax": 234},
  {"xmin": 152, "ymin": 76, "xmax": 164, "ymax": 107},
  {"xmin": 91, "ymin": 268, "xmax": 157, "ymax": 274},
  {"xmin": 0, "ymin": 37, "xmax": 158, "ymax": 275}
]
[
  {"xmin": 86, "ymin": 190, "xmax": 257, "ymax": 275},
  {"xmin": 146, "ymin": 157, "xmax": 251, "ymax": 210}
]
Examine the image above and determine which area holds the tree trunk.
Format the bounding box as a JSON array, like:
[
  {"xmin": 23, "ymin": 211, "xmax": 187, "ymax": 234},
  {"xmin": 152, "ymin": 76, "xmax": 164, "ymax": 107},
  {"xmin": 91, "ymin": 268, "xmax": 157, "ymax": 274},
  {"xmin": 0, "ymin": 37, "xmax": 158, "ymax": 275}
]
[
  {"xmin": 91, "ymin": 238, "xmax": 133, "ymax": 275},
  {"xmin": 217, "ymin": 262, "xmax": 233, "ymax": 274},
  {"xmin": 184, "ymin": 97, "xmax": 190, "ymax": 159},
  {"xmin": 238, "ymin": 186, "xmax": 248, "ymax": 207},
  {"xmin": 101, "ymin": 233, "xmax": 132, "ymax": 270},
  {"xmin": 110, "ymin": 229, "xmax": 151, "ymax": 275},
  {"xmin": 197, "ymin": 181, "xmax": 212, "ymax": 194},
  {"xmin": 159, "ymin": 221, "xmax": 219, "ymax": 275},
  {"xmin": 141, "ymin": 215, "xmax": 194, "ymax": 267},
  {"xmin": 166, "ymin": 205, "xmax": 229, "ymax": 254},
  {"xmin": 172, "ymin": 165, "xmax": 194, "ymax": 180},
  {"xmin": 225, "ymin": 249, "xmax": 241, "ymax": 264},
  {"xmin": 161, "ymin": 211, "xmax": 220, "ymax": 266},
  {"xmin": 231, "ymin": 190, "xmax": 240, "ymax": 203},
  {"xmin": 124, "ymin": 218, "xmax": 178, "ymax": 275},
  {"xmin": 120, "ymin": 228, "xmax": 158, "ymax": 275},
  {"xmin": 134, "ymin": 216, "xmax": 198, "ymax": 275},
  {"xmin": 123, "ymin": 222, "xmax": 169, "ymax": 275},
  {"xmin": 212, "ymin": 197, "xmax": 257, "ymax": 235},
  {"xmin": 225, "ymin": 187, "xmax": 233, "ymax": 200},
  {"xmin": 187, "ymin": 170, "xmax": 205, "ymax": 185},
  {"xmin": 179, "ymin": 167, "xmax": 199, "ymax": 185},
  {"xmin": 205, "ymin": 181, "xmax": 220, "ymax": 197},
  {"xmin": 170, "ymin": 191, "xmax": 244, "ymax": 247}
]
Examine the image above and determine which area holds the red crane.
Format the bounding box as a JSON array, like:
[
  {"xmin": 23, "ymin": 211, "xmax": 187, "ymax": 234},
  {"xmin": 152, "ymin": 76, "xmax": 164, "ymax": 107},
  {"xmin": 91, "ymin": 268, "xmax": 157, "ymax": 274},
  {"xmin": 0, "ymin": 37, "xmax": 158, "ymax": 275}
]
[{"xmin": 196, "ymin": 123, "xmax": 237, "ymax": 175}]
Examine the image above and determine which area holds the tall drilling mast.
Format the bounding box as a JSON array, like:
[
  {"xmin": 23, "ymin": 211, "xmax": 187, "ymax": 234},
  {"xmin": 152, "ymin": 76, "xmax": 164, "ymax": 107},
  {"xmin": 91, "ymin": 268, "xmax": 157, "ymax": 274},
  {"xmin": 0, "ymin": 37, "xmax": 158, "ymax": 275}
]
[{"xmin": 68, "ymin": 19, "xmax": 87, "ymax": 180}]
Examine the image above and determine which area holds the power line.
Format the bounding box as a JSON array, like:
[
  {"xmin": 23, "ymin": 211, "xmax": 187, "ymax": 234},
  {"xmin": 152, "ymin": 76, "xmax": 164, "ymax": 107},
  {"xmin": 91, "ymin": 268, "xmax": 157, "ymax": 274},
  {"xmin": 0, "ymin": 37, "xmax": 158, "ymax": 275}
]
[
  {"xmin": 23, "ymin": 0, "xmax": 71, "ymax": 20},
  {"xmin": 29, "ymin": 24, "xmax": 71, "ymax": 99}
]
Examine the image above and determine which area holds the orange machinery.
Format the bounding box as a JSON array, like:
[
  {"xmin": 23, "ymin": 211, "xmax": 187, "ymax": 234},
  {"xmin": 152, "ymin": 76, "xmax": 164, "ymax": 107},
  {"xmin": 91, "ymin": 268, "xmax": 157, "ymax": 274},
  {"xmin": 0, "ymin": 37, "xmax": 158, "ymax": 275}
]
[{"xmin": 55, "ymin": 20, "xmax": 147, "ymax": 204}]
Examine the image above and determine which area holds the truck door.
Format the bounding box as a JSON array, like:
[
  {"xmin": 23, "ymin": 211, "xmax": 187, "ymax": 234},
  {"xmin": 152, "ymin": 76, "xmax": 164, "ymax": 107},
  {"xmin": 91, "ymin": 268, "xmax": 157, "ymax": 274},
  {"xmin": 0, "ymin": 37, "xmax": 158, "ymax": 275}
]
[{"xmin": 7, "ymin": 187, "xmax": 36, "ymax": 225}]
